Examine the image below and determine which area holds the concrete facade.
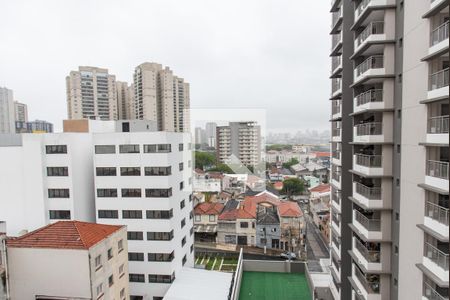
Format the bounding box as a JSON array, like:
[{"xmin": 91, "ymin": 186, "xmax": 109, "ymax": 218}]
[{"xmin": 0, "ymin": 87, "xmax": 15, "ymax": 134}]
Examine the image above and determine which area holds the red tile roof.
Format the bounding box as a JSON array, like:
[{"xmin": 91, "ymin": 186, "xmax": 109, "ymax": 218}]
[
  {"xmin": 7, "ymin": 221, "xmax": 124, "ymax": 250},
  {"xmin": 273, "ymin": 182, "xmax": 283, "ymax": 190},
  {"xmin": 313, "ymin": 152, "xmax": 331, "ymax": 158},
  {"xmin": 278, "ymin": 201, "xmax": 303, "ymax": 217},
  {"xmin": 309, "ymin": 184, "xmax": 331, "ymax": 193},
  {"xmin": 194, "ymin": 202, "xmax": 225, "ymax": 215}
]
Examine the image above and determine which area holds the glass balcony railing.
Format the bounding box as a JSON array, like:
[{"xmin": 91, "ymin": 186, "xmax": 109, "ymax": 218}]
[
  {"xmin": 427, "ymin": 160, "xmax": 449, "ymax": 180},
  {"xmin": 423, "ymin": 281, "xmax": 448, "ymax": 300},
  {"xmin": 332, "ymin": 234, "xmax": 341, "ymax": 250},
  {"xmin": 332, "ymin": 78, "xmax": 342, "ymax": 94},
  {"xmin": 424, "ymin": 242, "xmax": 449, "ymax": 271},
  {"xmin": 355, "ymin": 182, "xmax": 382, "ymax": 200},
  {"xmin": 355, "ymin": 153, "xmax": 382, "ymax": 168},
  {"xmin": 355, "ymin": 122, "xmax": 383, "ymax": 136},
  {"xmin": 430, "ymin": 21, "xmax": 449, "ymax": 46},
  {"xmin": 354, "ymin": 265, "xmax": 380, "ymax": 294},
  {"xmin": 356, "ymin": 22, "xmax": 385, "ymax": 47},
  {"xmin": 332, "ymin": 56, "xmax": 342, "ymax": 72},
  {"xmin": 332, "ymin": 210, "xmax": 341, "ymax": 227},
  {"xmin": 356, "ymin": 55, "xmax": 384, "ymax": 77},
  {"xmin": 332, "ymin": 128, "xmax": 341, "ymax": 137},
  {"xmin": 332, "ymin": 171, "xmax": 341, "ymax": 182},
  {"xmin": 354, "ymin": 238, "xmax": 381, "ymax": 263},
  {"xmin": 428, "ymin": 115, "xmax": 449, "ymax": 134},
  {"xmin": 429, "ymin": 68, "xmax": 449, "ymax": 91},
  {"xmin": 333, "ymin": 190, "xmax": 341, "ymax": 205},
  {"xmin": 332, "ymin": 150, "xmax": 341, "ymax": 160},
  {"xmin": 356, "ymin": 0, "xmax": 371, "ymax": 18},
  {"xmin": 332, "ymin": 100, "xmax": 341, "ymax": 115},
  {"xmin": 332, "ymin": 32, "xmax": 342, "ymax": 50},
  {"xmin": 355, "ymin": 210, "xmax": 381, "ymax": 231},
  {"xmin": 355, "ymin": 89, "xmax": 383, "ymax": 107},
  {"xmin": 426, "ymin": 201, "xmax": 450, "ymax": 227}
]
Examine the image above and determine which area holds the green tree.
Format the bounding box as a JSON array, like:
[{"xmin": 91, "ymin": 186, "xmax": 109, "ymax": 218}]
[
  {"xmin": 282, "ymin": 158, "xmax": 299, "ymax": 169},
  {"xmin": 195, "ymin": 152, "xmax": 216, "ymax": 170},
  {"xmin": 208, "ymin": 163, "xmax": 234, "ymax": 174},
  {"xmin": 281, "ymin": 178, "xmax": 304, "ymax": 197}
]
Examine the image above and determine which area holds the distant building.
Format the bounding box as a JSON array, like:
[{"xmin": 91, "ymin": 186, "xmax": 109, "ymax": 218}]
[
  {"xmin": 0, "ymin": 87, "xmax": 15, "ymax": 134},
  {"xmin": 205, "ymin": 122, "xmax": 217, "ymax": 148},
  {"xmin": 116, "ymin": 81, "xmax": 134, "ymax": 120},
  {"xmin": 14, "ymin": 101, "xmax": 28, "ymax": 122},
  {"xmin": 290, "ymin": 162, "xmax": 328, "ymax": 182},
  {"xmin": 16, "ymin": 119, "xmax": 54, "ymax": 133}
]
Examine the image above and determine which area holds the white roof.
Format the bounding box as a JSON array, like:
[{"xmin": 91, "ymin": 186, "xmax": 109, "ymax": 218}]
[{"xmin": 163, "ymin": 267, "xmax": 232, "ymax": 300}]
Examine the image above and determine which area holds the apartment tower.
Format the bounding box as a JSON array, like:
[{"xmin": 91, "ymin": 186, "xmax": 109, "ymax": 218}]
[
  {"xmin": 14, "ymin": 101, "xmax": 28, "ymax": 123},
  {"xmin": 0, "ymin": 87, "xmax": 15, "ymax": 134},
  {"xmin": 116, "ymin": 81, "xmax": 135, "ymax": 120},
  {"xmin": 329, "ymin": 0, "xmax": 449, "ymax": 299}
]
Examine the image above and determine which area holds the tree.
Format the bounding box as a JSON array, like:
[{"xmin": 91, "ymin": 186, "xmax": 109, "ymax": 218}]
[
  {"xmin": 282, "ymin": 158, "xmax": 299, "ymax": 169},
  {"xmin": 208, "ymin": 163, "xmax": 234, "ymax": 174},
  {"xmin": 281, "ymin": 178, "xmax": 304, "ymax": 197},
  {"xmin": 195, "ymin": 152, "xmax": 216, "ymax": 170}
]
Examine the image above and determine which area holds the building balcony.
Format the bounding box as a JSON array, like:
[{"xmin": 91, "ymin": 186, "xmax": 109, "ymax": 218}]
[
  {"xmin": 353, "ymin": 210, "xmax": 382, "ymax": 240},
  {"xmin": 353, "ymin": 237, "xmax": 382, "ymax": 272},
  {"xmin": 331, "ymin": 99, "xmax": 342, "ymax": 120},
  {"xmin": 354, "ymin": 87, "xmax": 394, "ymax": 113},
  {"xmin": 425, "ymin": 160, "xmax": 449, "ymax": 192},
  {"xmin": 331, "ymin": 55, "xmax": 343, "ymax": 77},
  {"xmin": 331, "ymin": 32, "xmax": 343, "ymax": 56},
  {"xmin": 332, "ymin": 233, "xmax": 341, "ymax": 258},
  {"xmin": 423, "ymin": 242, "xmax": 449, "ymax": 282},
  {"xmin": 332, "ymin": 189, "xmax": 341, "ymax": 212},
  {"xmin": 354, "ymin": 55, "xmax": 388, "ymax": 84},
  {"xmin": 422, "ymin": 281, "xmax": 449, "ymax": 300},
  {"xmin": 332, "ymin": 209, "xmax": 341, "ymax": 234},
  {"xmin": 353, "ymin": 121, "xmax": 393, "ymax": 144},
  {"xmin": 424, "ymin": 201, "xmax": 450, "ymax": 240},
  {"xmin": 330, "ymin": 272, "xmax": 341, "ymax": 300},
  {"xmin": 353, "ymin": 154, "xmax": 384, "ymax": 177},
  {"xmin": 354, "ymin": 0, "xmax": 396, "ymax": 25},
  {"xmin": 352, "ymin": 264, "xmax": 381, "ymax": 300},
  {"xmin": 426, "ymin": 115, "xmax": 449, "ymax": 145},
  {"xmin": 332, "ymin": 127, "xmax": 342, "ymax": 142},
  {"xmin": 353, "ymin": 182, "xmax": 386, "ymax": 209},
  {"xmin": 331, "ymin": 78, "xmax": 342, "ymax": 99},
  {"xmin": 428, "ymin": 21, "xmax": 449, "ymax": 57},
  {"xmin": 331, "ymin": 8, "xmax": 343, "ymax": 33},
  {"xmin": 331, "ymin": 171, "xmax": 342, "ymax": 190},
  {"xmin": 428, "ymin": 68, "xmax": 449, "ymax": 100},
  {"xmin": 332, "ymin": 150, "xmax": 342, "ymax": 166},
  {"xmin": 354, "ymin": 22, "xmax": 390, "ymax": 56}
]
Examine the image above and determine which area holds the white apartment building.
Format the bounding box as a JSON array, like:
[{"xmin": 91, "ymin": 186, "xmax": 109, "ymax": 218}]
[
  {"xmin": 14, "ymin": 101, "xmax": 28, "ymax": 123},
  {"xmin": 93, "ymin": 131, "xmax": 195, "ymax": 300},
  {"xmin": 5, "ymin": 221, "xmax": 129, "ymax": 300},
  {"xmin": 66, "ymin": 66, "xmax": 118, "ymax": 121},
  {"xmin": 0, "ymin": 87, "xmax": 15, "ymax": 134}
]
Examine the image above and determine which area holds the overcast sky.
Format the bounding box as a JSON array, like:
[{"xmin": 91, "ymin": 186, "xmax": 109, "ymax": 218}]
[{"xmin": 0, "ymin": 0, "xmax": 330, "ymax": 133}]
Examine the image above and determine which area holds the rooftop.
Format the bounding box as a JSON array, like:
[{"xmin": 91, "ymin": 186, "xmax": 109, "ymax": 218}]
[
  {"xmin": 309, "ymin": 183, "xmax": 331, "ymax": 194},
  {"xmin": 194, "ymin": 202, "xmax": 225, "ymax": 215},
  {"xmin": 6, "ymin": 221, "xmax": 123, "ymax": 250}
]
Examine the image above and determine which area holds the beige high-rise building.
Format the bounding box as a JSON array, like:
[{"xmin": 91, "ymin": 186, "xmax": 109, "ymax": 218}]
[
  {"xmin": 14, "ymin": 101, "xmax": 28, "ymax": 123},
  {"xmin": 116, "ymin": 81, "xmax": 134, "ymax": 120},
  {"xmin": 66, "ymin": 66, "xmax": 118, "ymax": 121},
  {"xmin": 0, "ymin": 87, "xmax": 15, "ymax": 134},
  {"xmin": 133, "ymin": 62, "xmax": 190, "ymax": 132}
]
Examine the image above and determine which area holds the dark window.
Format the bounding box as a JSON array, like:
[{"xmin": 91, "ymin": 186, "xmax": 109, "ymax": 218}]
[
  {"xmin": 240, "ymin": 222, "xmax": 249, "ymax": 228},
  {"xmin": 144, "ymin": 166, "xmax": 171, "ymax": 176},
  {"xmin": 46, "ymin": 145, "xmax": 67, "ymax": 154},
  {"xmin": 47, "ymin": 167, "xmax": 68, "ymax": 176},
  {"xmin": 48, "ymin": 189, "xmax": 70, "ymax": 198},
  {"xmin": 190, "ymin": 211, "xmax": 193, "ymax": 220},
  {"xmin": 122, "ymin": 210, "xmax": 142, "ymax": 219},
  {"xmin": 120, "ymin": 167, "xmax": 141, "ymax": 176},
  {"xmin": 129, "ymin": 274, "xmax": 145, "ymax": 283},
  {"xmin": 146, "ymin": 209, "xmax": 173, "ymax": 219},
  {"xmin": 190, "ymin": 244, "xmax": 194, "ymax": 253},
  {"xmin": 108, "ymin": 274, "xmax": 114, "ymax": 286},
  {"xmin": 182, "ymin": 255, "xmax": 187, "ymax": 266},
  {"xmin": 189, "ymin": 194, "xmax": 193, "ymax": 202},
  {"xmin": 107, "ymin": 248, "xmax": 113, "ymax": 260},
  {"xmin": 130, "ymin": 296, "xmax": 144, "ymax": 300},
  {"xmin": 122, "ymin": 189, "xmax": 142, "ymax": 197},
  {"xmin": 143, "ymin": 144, "xmax": 171, "ymax": 153},
  {"xmin": 148, "ymin": 251, "xmax": 174, "ymax": 262},
  {"xmin": 49, "ymin": 210, "xmax": 71, "ymax": 219},
  {"xmin": 119, "ymin": 144, "xmax": 140, "ymax": 153},
  {"xmin": 147, "ymin": 230, "xmax": 174, "ymax": 241},
  {"xmin": 180, "ymin": 200, "xmax": 185, "ymax": 210},
  {"xmin": 179, "ymin": 182, "xmax": 184, "ymax": 190},
  {"xmin": 181, "ymin": 236, "xmax": 186, "ymax": 247},
  {"xmin": 122, "ymin": 122, "xmax": 130, "ymax": 132},
  {"xmin": 179, "ymin": 143, "xmax": 184, "ymax": 151},
  {"xmin": 98, "ymin": 210, "xmax": 118, "ymax": 219},
  {"xmin": 97, "ymin": 189, "xmax": 118, "ymax": 197},
  {"xmin": 95, "ymin": 145, "xmax": 115, "ymax": 154},
  {"xmin": 179, "ymin": 163, "xmax": 184, "ymax": 171},
  {"xmin": 181, "ymin": 218, "xmax": 186, "ymax": 228},
  {"xmin": 190, "ymin": 227, "xmax": 194, "ymax": 236},
  {"xmin": 145, "ymin": 188, "xmax": 172, "ymax": 198},
  {"xmin": 128, "ymin": 252, "xmax": 144, "ymax": 261},
  {"xmin": 127, "ymin": 231, "xmax": 144, "ymax": 240},
  {"xmin": 96, "ymin": 167, "xmax": 117, "ymax": 176},
  {"xmin": 148, "ymin": 273, "xmax": 175, "ymax": 284}
]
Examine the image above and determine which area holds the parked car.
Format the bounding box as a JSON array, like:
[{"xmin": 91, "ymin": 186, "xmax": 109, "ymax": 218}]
[{"xmin": 280, "ymin": 251, "xmax": 297, "ymax": 260}]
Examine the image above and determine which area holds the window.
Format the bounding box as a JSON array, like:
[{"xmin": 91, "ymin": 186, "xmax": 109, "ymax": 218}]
[
  {"xmin": 209, "ymin": 215, "xmax": 216, "ymax": 222},
  {"xmin": 49, "ymin": 210, "xmax": 71, "ymax": 220},
  {"xmin": 118, "ymin": 239, "xmax": 124, "ymax": 253},
  {"xmin": 145, "ymin": 188, "xmax": 172, "ymax": 198},
  {"xmin": 46, "ymin": 145, "xmax": 67, "ymax": 154},
  {"xmin": 188, "ymin": 160, "xmax": 191, "ymax": 168},
  {"xmin": 97, "ymin": 189, "xmax": 118, "ymax": 197},
  {"xmin": 95, "ymin": 145, "xmax": 115, "ymax": 154},
  {"xmin": 190, "ymin": 244, "xmax": 194, "ymax": 253},
  {"xmin": 120, "ymin": 167, "xmax": 141, "ymax": 176},
  {"xmin": 180, "ymin": 200, "xmax": 185, "ymax": 210},
  {"xmin": 181, "ymin": 236, "xmax": 186, "ymax": 247},
  {"xmin": 129, "ymin": 273, "xmax": 145, "ymax": 283},
  {"xmin": 148, "ymin": 273, "xmax": 175, "ymax": 283},
  {"xmin": 108, "ymin": 274, "xmax": 114, "ymax": 287},
  {"xmin": 190, "ymin": 211, "xmax": 193, "ymax": 220},
  {"xmin": 189, "ymin": 194, "xmax": 193, "ymax": 202},
  {"xmin": 182, "ymin": 255, "xmax": 187, "ymax": 266},
  {"xmin": 145, "ymin": 166, "xmax": 171, "ymax": 176},
  {"xmin": 48, "ymin": 189, "xmax": 70, "ymax": 198},
  {"xmin": 119, "ymin": 264, "xmax": 125, "ymax": 278},
  {"xmin": 128, "ymin": 252, "xmax": 144, "ymax": 261},
  {"xmin": 148, "ymin": 251, "xmax": 174, "ymax": 262},
  {"xmin": 181, "ymin": 218, "xmax": 186, "ymax": 228},
  {"xmin": 122, "ymin": 122, "xmax": 130, "ymax": 132},
  {"xmin": 122, "ymin": 189, "xmax": 142, "ymax": 197},
  {"xmin": 98, "ymin": 210, "xmax": 118, "ymax": 219},
  {"xmin": 146, "ymin": 209, "xmax": 173, "ymax": 219},
  {"xmin": 195, "ymin": 215, "xmax": 201, "ymax": 222},
  {"xmin": 96, "ymin": 283, "xmax": 103, "ymax": 297},
  {"xmin": 96, "ymin": 167, "xmax": 116, "ymax": 176},
  {"xmin": 190, "ymin": 227, "xmax": 194, "ymax": 236},
  {"xmin": 180, "ymin": 181, "xmax": 184, "ymax": 190},
  {"xmin": 108, "ymin": 248, "xmax": 113, "ymax": 260},
  {"xmin": 143, "ymin": 144, "xmax": 171, "ymax": 153},
  {"xmin": 47, "ymin": 167, "xmax": 68, "ymax": 176},
  {"xmin": 122, "ymin": 210, "xmax": 142, "ymax": 219},
  {"xmin": 147, "ymin": 230, "xmax": 174, "ymax": 241},
  {"xmin": 260, "ymin": 238, "xmax": 267, "ymax": 244},
  {"xmin": 119, "ymin": 144, "xmax": 140, "ymax": 153},
  {"xmin": 120, "ymin": 288, "xmax": 125, "ymax": 299},
  {"xmin": 179, "ymin": 143, "xmax": 184, "ymax": 151},
  {"xmin": 95, "ymin": 255, "xmax": 102, "ymax": 270},
  {"xmin": 179, "ymin": 162, "xmax": 184, "ymax": 171},
  {"xmin": 240, "ymin": 222, "xmax": 249, "ymax": 228},
  {"xmin": 127, "ymin": 231, "xmax": 144, "ymax": 240}
]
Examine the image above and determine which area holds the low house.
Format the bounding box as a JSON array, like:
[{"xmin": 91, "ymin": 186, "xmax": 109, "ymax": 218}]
[
  {"xmin": 290, "ymin": 162, "xmax": 328, "ymax": 182},
  {"xmin": 222, "ymin": 174, "xmax": 247, "ymax": 194},
  {"xmin": 278, "ymin": 201, "xmax": 304, "ymax": 253},
  {"xmin": 194, "ymin": 202, "xmax": 224, "ymax": 243},
  {"xmin": 256, "ymin": 203, "xmax": 281, "ymax": 249},
  {"xmin": 304, "ymin": 175, "xmax": 320, "ymax": 189},
  {"xmin": 217, "ymin": 203, "xmax": 256, "ymax": 246},
  {"xmin": 309, "ymin": 184, "xmax": 331, "ymax": 243}
]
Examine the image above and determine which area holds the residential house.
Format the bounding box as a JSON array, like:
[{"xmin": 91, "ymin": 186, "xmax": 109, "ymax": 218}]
[
  {"xmin": 278, "ymin": 201, "xmax": 304, "ymax": 253},
  {"xmin": 290, "ymin": 162, "xmax": 328, "ymax": 182},
  {"xmin": 309, "ymin": 184, "xmax": 331, "ymax": 244},
  {"xmin": 194, "ymin": 202, "xmax": 224, "ymax": 243},
  {"xmin": 256, "ymin": 203, "xmax": 281, "ymax": 249}
]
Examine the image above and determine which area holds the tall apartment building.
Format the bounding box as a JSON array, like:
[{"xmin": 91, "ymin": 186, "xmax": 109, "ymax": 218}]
[
  {"xmin": 0, "ymin": 87, "xmax": 15, "ymax": 134},
  {"xmin": 66, "ymin": 66, "xmax": 118, "ymax": 121},
  {"xmin": 216, "ymin": 122, "xmax": 261, "ymax": 167},
  {"xmin": 205, "ymin": 122, "xmax": 217, "ymax": 147},
  {"xmin": 329, "ymin": 1, "xmax": 449, "ymax": 299},
  {"xmin": 14, "ymin": 101, "xmax": 28, "ymax": 122},
  {"xmin": 93, "ymin": 132, "xmax": 194, "ymax": 299},
  {"xmin": 133, "ymin": 62, "xmax": 190, "ymax": 132},
  {"xmin": 116, "ymin": 81, "xmax": 135, "ymax": 120}
]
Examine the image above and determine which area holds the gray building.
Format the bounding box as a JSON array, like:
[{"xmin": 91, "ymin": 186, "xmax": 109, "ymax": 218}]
[
  {"xmin": 256, "ymin": 203, "xmax": 281, "ymax": 249},
  {"xmin": 0, "ymin": 87, "xmax": 15, "ymax": 134}
]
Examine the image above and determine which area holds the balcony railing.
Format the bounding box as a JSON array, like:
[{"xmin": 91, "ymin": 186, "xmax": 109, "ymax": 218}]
[
  {"xmin": 424, "ymin": 242, "xmax": 449, "ymax": 271},
  {"xmin": 332, "ymin": 128, "xmax": 341, "ymax": 137},
  {"xmin": 332, "ymin": 210, "xmax": 341, "ymax": 227},
  {"xmin": 356, "ymin": 55, "xmax": 384, "ymax": 77},
  {"xmin": 355, "ymin": 89, "xmax": 383, "ymax": 107},
  {"xmin": 355, "ymin": 122, "xmax": 383, "ymax": 136},
  {"xmin": 354, "ymin": 265, "xmax": 380, "ymax": 294},
  {"xmin": 356, "ymin": 0, "xmax": 371, "ymax": 18},
  {"xmin": 355, "ymin": 153, "xmax": 382, "ymax": 167},
  {"xmin": 355, "ymin": 182, "xmax": 382, "ymax": 200},
  {"xmin": 427, "ymin": 160, "xmax": 449, "ymax": 180},
  {"xmin": 355, "ymin": 210, "xmax": 381, "ymax": 231},
  {"xmin": 332, "ymin": 234, "xmax": 341, "ymax": 249},
  {"xmin": 428, "ymin": 115, "xmax": 449, "ymax": 134},
  {"xmin": 429, "ymin": 68, "xmax": 449, "ymax": 91},
  {"xmin": 423, "ymin": 281, "xmax": 447, "ymax": 300},
  {"xmin": 332, "ymin": 171, "xmax": 341, "ymax": 182},
  {"xmin": 333, "ymin": 190, "xmax": 341, "ymax": 205},
  {"xmin": 354, "ymin": 238, "xmax": 380, "ymax": 263},
  {"xmin": 332, "ymin": 32, "xmax": 342, "ymax": 49},
  {"xmin": 356, "ymin": 22, "xmax": 385, "ymax": 47},
  {"xmin": 430, "ymin": 21, "xmax": 449, "ymax": 46},
  {"xmin": 332, "ymin": 78, "xmax": 342, "ymax": 94},
  {"xmin": 332, "ymin": 56, "xmax": 342, "ymax": 72},
  {"xmin": 332, "ymin": 150, "xmax": 341, "ymax": 160},
  {"xmin": 426, "ymin": 201, "xmax": 450, "ymax": 226},
  {"xmin": 332, "ymin": 9, "xmax": 342, "ymax": 28}
]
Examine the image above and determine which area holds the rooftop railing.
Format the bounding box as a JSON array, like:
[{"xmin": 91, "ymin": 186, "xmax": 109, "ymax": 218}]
[
  {"xmin": 429, "ymin": 68, "xmax": 449, "ymax": 91},
  {"xmin": 355, "ymin": 89, "xmax": 383, "ymax": 107},
  {"xmin": 355, "ymin": 182, "xmax": 382, "ymax": 200},
  {"xmin": 430, "ymin": 21, "xmax": 449, "ymax": 46},
  {"xmin": 355, "ymin": 153, "xmax": 382, "ymax": 168},
  {"xmin": 424, "ymin": 242, "xmax": 449, "ymax": 271},
  {"xmin": 355, "ymin": 210, "xmax": 381, "ymax": 231},
  {"xmin": 428, "ymin": 115, "xmax": 449, "ymax": 134},
  {"xmin": 356, "ymin": 22, "xmax": 384, "ymax": 47},
  {"xmin": 354, "ymin": 238, "xmax": 380, "ymax": 263},
  {"xmin": 356, "ymin": 55, "xmax": 384, "ymax": 77},
  {"xmin": 426, "ymin": 201, "xmax": 450, "ymax": 227},
  {"xmin": 355, "ymin": 122, "xmax": 383, "ymax": 136},
  {"xmin": 354, "ymin": 264, "xmax": 380, "ymax": 294},
  {"xmin": 426, "ymin": 160, "xmax": 449, "ymax": 180},
  {"xmin": 423, "ymin": 281, "xmax": 447, "ymax": 300}
]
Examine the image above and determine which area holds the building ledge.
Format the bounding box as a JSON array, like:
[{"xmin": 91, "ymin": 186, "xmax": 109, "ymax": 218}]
[
  {"xmin": 348, "ymin": 223, "xmax": 391, "ymax": 243},
  {"xmin": 348, "ymin": 196, "xmax": 392, "ymax": 211},
  {"xmin": 349, "ymin": 108, "xmax": 394, "ymax": 117},
  {"xmin": 349, "ymin": 169, "xmax": 393, "ymax": 178},
  {"xmin": 419, "ymin": 142, "xmax": 449, "ymax": 147},
  {"xmin": 348, "ymin": 250, "xmax": 391, "ymax": 274},
  {"xmin": 350, "ymin": 40, "xmax": 396, "ymax": 60},
  {"xmin": 350, "ymin": 74, "xmax": 395, "ymax": 88},
  {"xmin": 420, "ymin": 94, "xmax": 449, "ymax": 104},
  {"xmin": 421, "ymin": 45, "xmax": 449, "ymax": 61},
  {"xmin": 417, "ymin": 183, "xmax": 449, "ymax": 195},
  {"xmin": 422, "ymin": 0, "xmax": 450, "ymax": 18},
  {"xmin": 416, "ymin": 224, "xmax": 448, "ymax": 242},
  {"xmin": 416, "ymin": 263, "xmax": 449, "ymax": 288}
]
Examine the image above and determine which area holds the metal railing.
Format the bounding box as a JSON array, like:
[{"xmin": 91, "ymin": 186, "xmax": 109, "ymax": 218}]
[
  {"xmin": 355, "ymin": 210, "xmax": 381, "ymax": 231},
  {"xmin": 356, "ymin": 55, "xmax": 384, "ymax": 77},
  {"xmin": 424, "ymin": 242, "xmax": 449, "ymax": 271},
  {"xmin": 332, "ymin": 78, "xmax": 342, "ymax": 94},
  {"xmin": 426, "ymin": 201, "xmax": 450, "ymax": 226},
  {"xmin": 332, "ymin": 171, "xmax": 341, "ymax": 182},
  {"xmin": 354, "ymin": 238, "xmax": 380, "ymax": 263},
  {"xmin": 426, "ymin": 160, "xmax": 449, "ymax": 180},
  {"xmin": 355, "ymin": 122, "xmax": 383, "ymax": 136},
  {"xmin": 355, "ymin": 89, "xmax": 383, "ymax": 106},
  {"xmin": 354, "ymin": 264, "xmax": 380, "ymax": 294},
  {"xmin": 332, "ymin": 210, "xmax": 341, "ymax": 227},
  {"xmin": 355, "ymin": 182, "xmax": 382, "ymax": 200},
  {"xmin": 356, "ymin": 22, "xmax": 385, "ymax": 47},
  {"xmin": 430, "ymin": 21, "xmax": 449, "ymax": 46},
  {"xmin": 333, "ymin": 190, "xmax": 341, "ymax": 205},
  {"xmin": 332, "ymin": 9, "xmax": 342, "ymax": 28},
  {"xmin": 355, "ymin": 153, "xmax": 382, "ymax": 167},
  {"xmin": 332, "ymin": 234, "xmax": 341, "ymax": 249},
  {"xmin": 332, "ymin": 100, "xmax": 341, "ymax": 115},
  {"xmin": 332, "ymin": 150, "xmax": 341, "ymax": 160},
  {"xmin": 356, "ymin": 0, "xmax": 371, "ymax": 18},
  {"xmin": 332, "ymin": 56, "xmax": 342, "ymax": 72},
  {"xmin": 423, "ymin": 281, "xmax": 447, "ymax": 300},
  {"xmin": 332, "ymin": 128, "xmax": 341, "ymax": 137},
  {"xmin": 428, "ymin": 115, "xmax": 449, "ymax": 134},
  {"xmin": 332, "ymin": 32, "xmax": 342, "ymax": 49},
  {"xmin": 429, "ymin": 68, "xmax": 449, "ymax": 91}
]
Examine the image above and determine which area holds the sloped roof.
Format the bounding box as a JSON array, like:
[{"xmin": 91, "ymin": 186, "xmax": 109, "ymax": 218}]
[
  {"xmin": 278, "ymin": 202, "xmax": 303, "ymax": 218},
  {"xmin": 313, "ymin": 152, "xmax": 331, "ymax": 158},
  {"xmin": 309, "ymin": 184, "xmax": 331, "ymax": 194},
  {"xmin": 7, "ymin": 221, "xmax": 124, "ymax": 250},
  {"xmin": 194, "ymin": 202, "xmax": 224, "ymax": 215}
]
